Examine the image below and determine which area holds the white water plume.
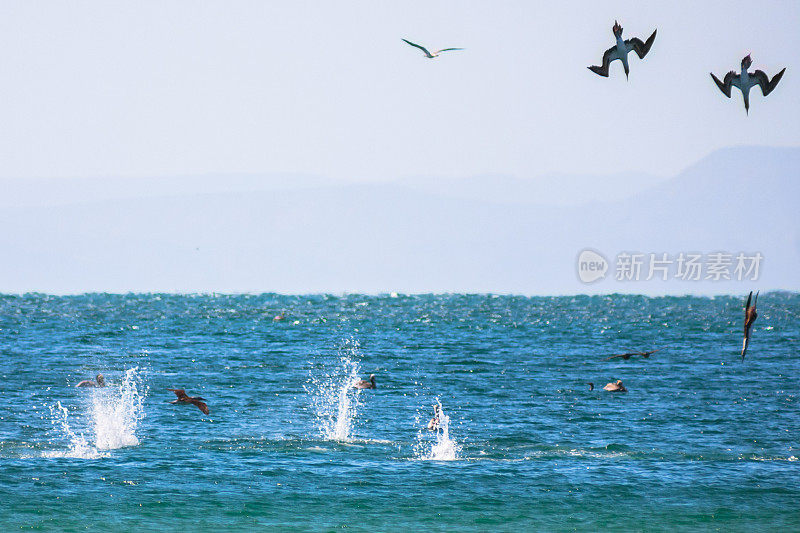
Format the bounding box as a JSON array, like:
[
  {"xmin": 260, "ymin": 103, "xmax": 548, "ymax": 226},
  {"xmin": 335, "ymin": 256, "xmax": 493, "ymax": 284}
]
[
  {"xmin": 308, "ymin": 339, "xmax": 364, "ymax": 442},
  {"xmin": 91, "ymin": 367, "xmax": 147, "ymax": 450},
  {"xmin": 46, "ymin": 401, "xmax": 101, "ymax": 459},
  {"xmin": 46, "ymin": 367, "xmax": 147, "ymax": 458},
  {"xmin": 415, "ymin": 400, "xmax": 461, "ymax": 461}
]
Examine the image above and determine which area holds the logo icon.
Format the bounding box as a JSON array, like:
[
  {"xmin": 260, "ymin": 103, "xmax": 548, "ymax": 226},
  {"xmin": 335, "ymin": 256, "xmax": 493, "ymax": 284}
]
[{"xmin": 577, "ymin": 249, "xmax": 608, "ymax": 283}]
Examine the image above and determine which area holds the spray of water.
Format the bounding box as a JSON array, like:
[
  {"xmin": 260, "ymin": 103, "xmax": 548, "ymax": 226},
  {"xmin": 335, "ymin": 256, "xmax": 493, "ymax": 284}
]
[
  {"xmin": 415, "ymin": 399, "xmax": 461, "ymax": 461},
  {"xmin": 91, "ymin": 367, "xmax": 147, "ymax": 450},
  {"xmin": 307, "ymin": 339, "xmax": 363, "ymax": 442},
  {"xmin": 46, "ymin": 401, "xmax": 101, "ymax": 459},
  {"xmin": 46, "ymin": 367, "xmax": 147, "ymax": 458}
]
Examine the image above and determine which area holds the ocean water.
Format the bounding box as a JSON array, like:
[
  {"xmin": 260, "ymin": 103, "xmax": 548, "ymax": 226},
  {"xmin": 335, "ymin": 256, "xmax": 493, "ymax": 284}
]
[{"xmin": 1, "ymin": 293, "xmax": 798, "ymax": 531}]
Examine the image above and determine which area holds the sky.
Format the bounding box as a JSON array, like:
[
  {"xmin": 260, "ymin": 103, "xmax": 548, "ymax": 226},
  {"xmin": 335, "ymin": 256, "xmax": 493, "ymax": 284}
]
[{"xmin": 0, "ymin": 1, "xmax": 798, "ymax": 184}]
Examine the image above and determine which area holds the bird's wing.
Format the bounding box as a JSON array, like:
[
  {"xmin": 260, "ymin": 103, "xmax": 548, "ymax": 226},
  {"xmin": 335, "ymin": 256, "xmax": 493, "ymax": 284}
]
[
  {"xmin": 744, "ymin": 291, "xmax": 753, "ymax": 320},
  {"xmin": 192, "ymin": 399, "xmax": 210, "ymax": 415},
  {"xmin": 168, "ymin": 388, "xmax": 189, "ymax": 400},
  {"xmin": 711, "ymin": 71, "xmax": 736, "ymax": 98},
  {"xmin": 436, "ymin": 47, "xmax": 464, "ymax": 53},
  {"xmin": 752, "ymin": 68, "xmax": 785, "ymax": 96},
  {"xmin": 588, "ymin": 45, "xmax": 619, "ymax": 77},
  {"xmin": 402, "ymin": 39, "xmax": 432, "ymax": 57},
  {"xmin": 626, "ymin": 29, "xmax": 656, "ymax": 59}
]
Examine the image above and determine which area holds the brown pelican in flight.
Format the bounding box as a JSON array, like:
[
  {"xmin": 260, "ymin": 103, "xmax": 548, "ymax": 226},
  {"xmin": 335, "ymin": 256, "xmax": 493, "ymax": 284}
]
[
  {"xmin": 588, "ymin": 21, "xmax": 657, "ymax": 79},
  {"xmin": 711, "ymin": 55, "xmax": 785, "ymax": 114},
  {"xmin": 741, "ymin": 291, "xmax": 759, "ymax": 361},
  {"xmin": 76, "ymin": 374, "xmax": 105, "ymax": 388},
  {"xmin": 353, "ymin": 374, "xmax": 376, "ymax": 389},
  {"xmin": 168, "ymin": 388, "xmax": 210, "ymax": 415},
  {"xmin": 605, "ymin": 347, "xmax": 669, "ymax": 360},
  {"xmin": 402, "ymin": 39, "xmax": 463, "ymax": 59},
  {"xmin": 603, "ymin": 380, "xmax": 628, "ymax": 392}
]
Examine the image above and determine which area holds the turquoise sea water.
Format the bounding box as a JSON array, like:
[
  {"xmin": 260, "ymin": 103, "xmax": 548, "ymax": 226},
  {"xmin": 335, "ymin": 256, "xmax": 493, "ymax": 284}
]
[{"xmin": 1, "ymin": 293, "xmax": 798, "ymax": 531}]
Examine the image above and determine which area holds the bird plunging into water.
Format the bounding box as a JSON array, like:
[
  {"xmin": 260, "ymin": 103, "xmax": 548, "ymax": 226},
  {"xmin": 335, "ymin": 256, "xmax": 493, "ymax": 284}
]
[
  {"xmin": 427, "ymin": 404, "xmax": 441, "ymax": 431},
  {"xmin": 588, "ymin": 21, "xmax": 657, "ymax": 79},
  {"xmin": 741, "ymin": 291, "xmax": 759, "ymax": 361},
  {"xmin": 711, "ymin": 55, "xmax": 785, "ymax": 114},
  {"xmin": 402, "ymin": 39, "xmax": 463, "ymax": 59}
]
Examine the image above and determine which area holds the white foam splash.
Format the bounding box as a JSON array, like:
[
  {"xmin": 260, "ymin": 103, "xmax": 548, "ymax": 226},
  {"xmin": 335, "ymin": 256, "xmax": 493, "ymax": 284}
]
[
  {"xmin": 415, "ymin": 400, "xmax": 461, "ymax": 461},
  {"xmin": 91, "ymin": 367, "xmax": 147, "ymax": 450},
  {"xmin": 46, "ymin": 401, "xmax": 102, "ymax": 459},
  {"xmin": 46, "ymin": 367, "xmax": 147, "ymax": 458},
  {"xmin": 308, "ymin": 339, "xmax": 363, "ymax": 442}
]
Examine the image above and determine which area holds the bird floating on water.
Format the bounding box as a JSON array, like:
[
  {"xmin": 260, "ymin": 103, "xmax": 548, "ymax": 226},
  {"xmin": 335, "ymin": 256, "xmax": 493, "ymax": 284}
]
[
  {"xmin": 588, "ymin": 21, "xmax": 657, "ymax": 79},
  {"xmin": 741, "ymin": 291, "xmax": 759, "ymax": 361},
  {"xmin": 711, "ymin": 55, "xmax": 785, "ymax": 114},
  {"xmin": 76, "ymin": 374, "xmax": 105, "ymax": 388},
  {"xmin": 353, "ymin": 374, "xmax": 377, "ymax": 389},
  {"xmin": 603, "ymin": 380, "xmax": 628, "ymax": 392},
  {"xmin": 168, "ymin": 388, "xmax": 210, "ymax": 415},
  {"xmin": 587, "ymin": 382, "xmax": 595, "ymax": 391},
  {"xmin": 402, "ymin": 38, "xmax": 463, "ymax": 59}
]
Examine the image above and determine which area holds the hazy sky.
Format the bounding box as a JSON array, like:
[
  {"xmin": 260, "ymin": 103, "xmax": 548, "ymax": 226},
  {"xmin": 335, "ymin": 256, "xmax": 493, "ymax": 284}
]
[{"xmin": 0, "ymin": 1, "xmax": 798, "ymax": 183}]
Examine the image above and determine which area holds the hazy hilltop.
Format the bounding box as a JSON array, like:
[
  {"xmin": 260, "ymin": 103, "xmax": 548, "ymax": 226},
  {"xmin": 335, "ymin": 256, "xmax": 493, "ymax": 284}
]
[{"xmin": 0, "ymin": 145, "xmax": 797, "ymax": 294}]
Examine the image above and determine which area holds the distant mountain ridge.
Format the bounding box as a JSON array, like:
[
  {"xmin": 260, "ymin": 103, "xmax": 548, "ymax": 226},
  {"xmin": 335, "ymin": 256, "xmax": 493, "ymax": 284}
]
[{"xmin": 0, "ymin": 145, "xmax": 796, "ymax": 294}]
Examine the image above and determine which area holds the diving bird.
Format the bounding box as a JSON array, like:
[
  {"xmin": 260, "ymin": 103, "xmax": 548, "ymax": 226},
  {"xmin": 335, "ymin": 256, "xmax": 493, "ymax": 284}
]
[
  {"xmin": 603, "ymin": 380, "xmax": 627, "ymax": 392},
  {"xmin": 587, "ymin": 382, "xmax": 595, "ymax": 391},
  {"xmin": 402, "ymin": 39, "xmax": 463, "ymax": 59},
  {"xmin": 711, "ymin": 55, "xmax": 785, "ymax": 114},
  {"xmin": 427, "ymin": 404, "xmax": 441, "ymax": 431},
  {"xmin": 741, "ymin": 290, "xmax": 759, "ymax": 361},
  {"xmin": 168, "ymin": 388, "xmax": 210, "ymax": 415},
  {"xmin": 588, "ymin": 21, "xmax": 657, "ymax": 79},
  {"xmin": 76, "ymin": 374, "xmax": 105, "ymax": 388},
  {"xmin": 353, "ymin": 374, "xmax": 376, "ymax": 389}
]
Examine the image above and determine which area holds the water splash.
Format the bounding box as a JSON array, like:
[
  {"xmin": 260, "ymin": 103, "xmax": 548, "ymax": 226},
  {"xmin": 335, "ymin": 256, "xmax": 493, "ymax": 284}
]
[
  {"xmin": 415, "ymin": 400, "xmax": 462, "ymax": 461},
  {"xmin": 46, "ymin": 401, "xmax": 102, "ymax": 459},
  {"xmin": 307, "ymin": 339, "xmax": 363, "ymax": 442},
  {"xmin": 46, "ymin": 367, "xmax": 147, "ymax": 458},
  {"xmin": 91, "ymin": 367, "xmax": 147, "ymax": 450}
]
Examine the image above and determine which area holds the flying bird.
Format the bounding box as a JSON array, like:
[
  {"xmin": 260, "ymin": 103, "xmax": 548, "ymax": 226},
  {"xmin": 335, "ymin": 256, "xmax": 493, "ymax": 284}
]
[
  {"xmin": 588, "ymin": 20, "xmax": 657, "ymax": 79},
  {"xmin": 353, "ymin": 374, "xmax": 376, "ymax": 389},
  {"xmin": 605, "ymin": 352, "xmax": 636, "ymax": 361},
  {"xmin": 603, "ymin": 380, "xmax": 628, "ymax": 392},
  {"xmin": 402, "ymin": 39, "xmax": 463, "ymax": 59},
  {"xmin": 168, "ymin": 388, "xmax": 210, "ymax": 415},
  {"xmin": 711, "ymin": 55, "xmax": 785, "ymax": 114},
  {"xmin": 741, "ymin": 291, "xmax": 759, "ymax": 361},
  {"xmin": 605, "ymin": 347, "xmax": 669, "ymax": 360}
]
